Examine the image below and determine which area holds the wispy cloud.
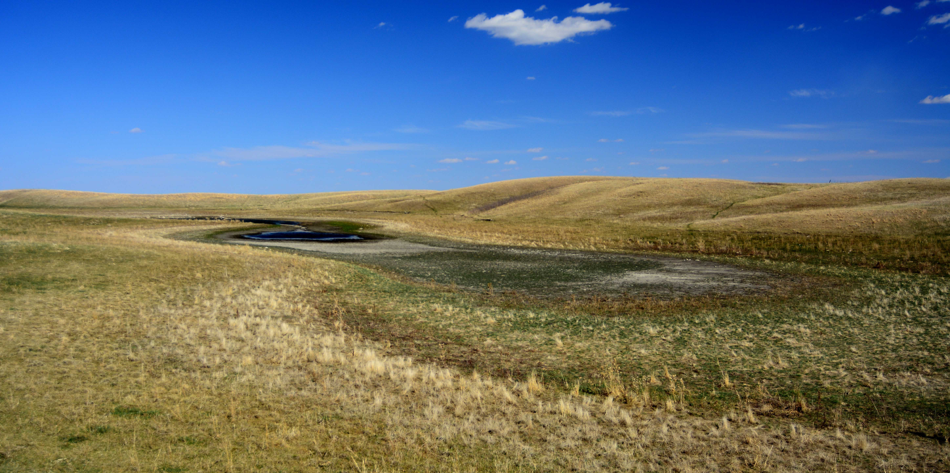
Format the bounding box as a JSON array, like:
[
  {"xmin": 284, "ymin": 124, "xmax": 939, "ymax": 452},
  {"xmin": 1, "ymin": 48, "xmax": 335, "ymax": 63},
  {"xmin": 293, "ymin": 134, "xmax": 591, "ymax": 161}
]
[
  {"xmin": 920, "ymin": 93, "xmax": 950, "ymax": 104},
  {"xmin": 536, "ymin": 5, "xmax": 547, "ymax": 12},
  {"xmin": 526, "ymin": 76, "xmax": 536, "ymax": 80},
  {"xmin": 597, "ymin": 138, "xmax": 623, "ymax": 142},
  {"xmin": 448, "ymin": 16, "xmax": 458, "ymax": 22},
  {"xmin": 590, "ymin": 107, "xmax": 661, "ymax": 116},
  {"xmin": 210, "ymin": 141, "xmax": 411, "ymax": 161},
  {"xmin": 924, "ymin": 159, "xmax": 941, "ymax": 163},
  {"xmin": 888, "ymin": 118, "xmax": 950, "ymax": 124},
  {"xmin": 77, "ymin": 154, "xmax": 176, "ymax": 166},
  {"xmin": 917, "ymin": 0, "xmax": 950, "ymax": 8},
  {"xmin": 465, "ymin": 10, "xmax": 612, "ymax": 45},
  {"xmin": 881, "ymin": 6, "xmax": 901, "ymax": 15},
  {"xmin": 692, "ymin": 128, "xmax": 832, "ymax": 140},
  {"xmin": 533, "ymin": 155, "xmax": 549, "ymax": 161},
  {"xmin": 527, "ymin": 147, "xmax": 544, "ymax": 152},
  {"xmin": 486, "ymin": 159, "xmax": 500, "ymax": 164},
  {"xmin": 789, "ymin": 89, "xmax": 834, "ymax": 98},
  {"xmin": 394, "ymin": 124, "xmax": 429, "ymax": 133},
  {"xmin": 505, "ymin": 160, "xmax": 517, "ymax": 165},
  {"xmin": 458, "ymin": 120, "xmax": 518, "ymax": 130},
  {"xmin": 129, "ymin": 127, "xmax": 143, "ymax": 133},
  {"xmin": 781, "ymin": 123, "xmax": 829, "ymax": 129},
  {"xmin": 439, "ymin": 158, "xmax": 462, "ymax": 163},
  {"xmin": 927, "ymin": 12, "xmax": 950, "ymax": 26},
  {"xmin": 590, "ymin": 110, "xmax": 631, "ymax": 117},
  {"xmin": 574, "ymin": 3, "xmax": 628, "ymax": 14},
  {"xmin": 787, "ymin": 23, "xmax": 820, "ymax": 31},
  {"xmin": 465, "ymin": 157, "xmax": 479, "ymax": 161}
]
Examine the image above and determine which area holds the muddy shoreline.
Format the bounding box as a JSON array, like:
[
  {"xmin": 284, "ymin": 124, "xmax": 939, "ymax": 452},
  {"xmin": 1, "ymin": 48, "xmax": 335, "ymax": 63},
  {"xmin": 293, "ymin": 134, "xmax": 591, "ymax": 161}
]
[{"xmin": 214, "ymin": 223, "xmax": 774, "ymax": 298}]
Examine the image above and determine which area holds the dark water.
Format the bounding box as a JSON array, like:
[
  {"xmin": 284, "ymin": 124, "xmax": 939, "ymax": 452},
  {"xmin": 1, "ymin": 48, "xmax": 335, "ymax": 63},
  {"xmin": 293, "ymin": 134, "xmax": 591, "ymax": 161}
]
[{"xmin": 242, "ymin": 230, "xmax": 363, "ymax": 242}]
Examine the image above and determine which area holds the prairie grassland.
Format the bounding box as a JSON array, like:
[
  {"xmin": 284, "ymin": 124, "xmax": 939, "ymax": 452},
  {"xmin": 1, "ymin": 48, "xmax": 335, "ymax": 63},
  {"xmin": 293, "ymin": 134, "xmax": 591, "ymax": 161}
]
[
  {"xmin": 6, "ymin": 177, "xmax": 946, "ymax": 273},
  {"xmin": 2, "ymin": 211, "xmax": 948, "ymax": 471}
]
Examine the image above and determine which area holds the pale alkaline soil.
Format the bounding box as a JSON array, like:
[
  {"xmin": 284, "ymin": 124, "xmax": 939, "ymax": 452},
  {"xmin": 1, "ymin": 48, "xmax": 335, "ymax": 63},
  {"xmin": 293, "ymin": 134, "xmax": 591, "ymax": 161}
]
[
  {"xmin": 1, "ymin": 211, "xmax": 949, "ymax": 471},
  {"xmin": 217, "ymin": 229, "xmax": 774, "ymax": 298}
]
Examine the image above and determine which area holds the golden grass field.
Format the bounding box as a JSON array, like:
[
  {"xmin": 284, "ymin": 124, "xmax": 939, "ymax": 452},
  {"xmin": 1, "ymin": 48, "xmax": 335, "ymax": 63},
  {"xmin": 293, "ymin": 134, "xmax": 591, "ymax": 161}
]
[{"xmin": 1, "ymin": 177, "xmax": 949, "ymax": 471}]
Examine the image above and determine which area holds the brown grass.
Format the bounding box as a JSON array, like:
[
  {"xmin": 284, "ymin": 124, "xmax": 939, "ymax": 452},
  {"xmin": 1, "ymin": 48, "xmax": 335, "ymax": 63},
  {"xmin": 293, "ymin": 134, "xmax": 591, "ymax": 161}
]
[{"xmin": 2, "ymin": 211, "xmax": 948, "ymax": 471}]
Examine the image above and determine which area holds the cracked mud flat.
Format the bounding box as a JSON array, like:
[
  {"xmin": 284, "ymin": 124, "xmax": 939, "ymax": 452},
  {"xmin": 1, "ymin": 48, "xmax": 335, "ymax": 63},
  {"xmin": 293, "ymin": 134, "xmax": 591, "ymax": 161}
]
[{"xmin": 218, "ymin": 230, "xmax": 772, "ymax": 297}]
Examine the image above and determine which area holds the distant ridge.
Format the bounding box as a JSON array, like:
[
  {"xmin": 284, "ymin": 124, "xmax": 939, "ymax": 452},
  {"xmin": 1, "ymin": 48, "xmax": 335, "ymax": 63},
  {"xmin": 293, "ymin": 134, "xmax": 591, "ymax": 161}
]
[{"xmin": 2, "ymin": 176, "xmax": 948, "ymax": 236}]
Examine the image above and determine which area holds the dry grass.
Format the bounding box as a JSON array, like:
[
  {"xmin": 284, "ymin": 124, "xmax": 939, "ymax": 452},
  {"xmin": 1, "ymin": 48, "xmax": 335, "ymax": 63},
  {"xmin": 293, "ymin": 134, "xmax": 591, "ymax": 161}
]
[
  {"xmin": 4, "ymin": 177, "xmax": 948, "ymax": 273},
  {"xmin": 2, "ymin": 211, "xmax": 948, "ymax": 471}
]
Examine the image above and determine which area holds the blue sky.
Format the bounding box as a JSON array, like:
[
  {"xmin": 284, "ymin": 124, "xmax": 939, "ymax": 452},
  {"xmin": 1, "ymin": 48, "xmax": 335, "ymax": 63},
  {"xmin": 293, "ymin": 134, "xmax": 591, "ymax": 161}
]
[{"xmin": 1, "ymin": 1, "xmax": 949, "ymax": 193}]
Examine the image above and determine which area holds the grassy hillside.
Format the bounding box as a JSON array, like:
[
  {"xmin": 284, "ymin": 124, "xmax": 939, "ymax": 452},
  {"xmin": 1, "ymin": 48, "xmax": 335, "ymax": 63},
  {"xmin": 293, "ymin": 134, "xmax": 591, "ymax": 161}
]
[
  {"xmin": 0, "ymin": 188, "xmax": 435, "ymax": 211},
  {"xmin": 3, "ymin": 177, "xmax": 949, "ymax": 273}
]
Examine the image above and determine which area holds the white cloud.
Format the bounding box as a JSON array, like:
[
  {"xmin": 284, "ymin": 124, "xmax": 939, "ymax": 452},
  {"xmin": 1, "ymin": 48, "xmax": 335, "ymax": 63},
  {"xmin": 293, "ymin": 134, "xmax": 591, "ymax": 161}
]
[
  {"xmin": 789, "ymin": 89, "xmax": 834, "ymax": 98},
  {"xmin": 129, "ymin": 127, "xmax": 143, "ymax": 133},
  {"xmin": 574, "ymin": 2, "xmax": 628, "ymax": 14},
  {"xmin": 211, "ymin": 141, "xmax": 410, "ymax": 161},
  {"xmin": 505, "ymin": 160, "xmax": 517, "ymax": 165},
  {"xmin": 527, "ymin": 147, "xmax": 544, "ymax": 152},
  {"xmin": 917, "ymin": 0, "xmax": 931, "ymax": 8},
  {"xmin": 376, "ymin": 22, "xmax": 387, "ymax": 28},
  {"xmin": 649, "ymin": 148, "xmax": 664, "ymax": 153},
  {"xmin": 458, "ymin": 120, "xmax": 518, "ymax": 130},
  {"xmin": 721, "ymin": 159, "xmax": 729, "ymax": 163},
  {"xmin": 533, "ymin": 155, "xmax": 549, "ymax": 161},
  {"xmin": 636, "ymin": 106, "xmax": 663, "ymax": 114},
  {"xmin": 591, "ymin": 110, "xmax": 630, "ymax": 116},
  {"xmin": 693, "ymin": 129, "xmax": 829, "ymax": 140},
  {"xmin": 781, "ymin": 123, "xmax": 828, "ymax": 129},
  {"xmin": 465, "ymin": 10, "xmax": 612, "ymax": 45},
  {"xmin": 854, "ymin": 11, "xmax": 873, "ymax": 21},
  {"xmin": 465, "ymin": 157, "xmax": 479, "ymax": 161},
  {"xmin": 920, "ymin": 94, "xmax": 950, "ymax": 104},
  {"xmin": 439, "ymin": 158, "xmax": 462, "ymax": 163},
  {"xmin": 629, "ymin": 161, "xmax": 639, "ymax": 165},
  {"xmin": 788, "ymin": 23, "xmax": 820, "ymax": 31},
  {"xmin": 927, "ymin": 12, "xmax": 950, "ymax": 26},
  {"xmin": 536, "ymin": 5, "xmax": 547, "ymax": 12},
  {"xmin": 526, "ymin": 76, "xmax": 536, "ymax": 80},
  {"xmin": 598, "ymin": 138, "xmax": 623, "ymax": 142},
  {"xmin": 486, "ymin": 159, "xmax": 500, "ymax": 164},
  {"xmin": 657, "ymin": 166, "xmax": 669, "ymax": 170},
  {"xmin": 77, "ymin": 154, "xmax": 177, "ymax": 166},
  {"xmin": 924, "ymin": 159, "xmax": 941, "ymax": 163},
  {"xmin": 881, "ymin": 6, "xmax": 901, "ymax": 15},
  {"xmin": 394, "ymin": 124, "xmax": 429, "ymax": 133},
  {"xmin": 448, "ymin": 16, "xmax": 458, "ymax": 22},
  {"xmin": 585, "ymin": 158, "xmax": 597, "ymax": 162}
]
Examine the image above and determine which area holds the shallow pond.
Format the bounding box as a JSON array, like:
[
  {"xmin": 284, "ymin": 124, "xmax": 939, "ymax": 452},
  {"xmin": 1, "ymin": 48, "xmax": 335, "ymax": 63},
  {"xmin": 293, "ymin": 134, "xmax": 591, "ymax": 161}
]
[{"xmin": 242, "ymin": 230, "xmax": 363, "ymax": 242}]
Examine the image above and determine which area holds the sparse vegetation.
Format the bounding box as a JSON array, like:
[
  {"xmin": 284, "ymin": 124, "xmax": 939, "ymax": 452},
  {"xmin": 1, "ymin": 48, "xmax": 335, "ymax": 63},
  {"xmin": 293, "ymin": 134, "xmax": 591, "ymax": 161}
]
[{"xmin": 1, "ymin": 178, "xmax": 949, "ymax": 471}]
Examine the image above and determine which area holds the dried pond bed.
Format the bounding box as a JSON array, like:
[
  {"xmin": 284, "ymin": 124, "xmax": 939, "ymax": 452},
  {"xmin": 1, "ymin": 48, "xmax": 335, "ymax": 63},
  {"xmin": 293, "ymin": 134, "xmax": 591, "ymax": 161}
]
[{"xmin": 217, "ymin": 225, "xmax": 774, "ymax": 298}]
